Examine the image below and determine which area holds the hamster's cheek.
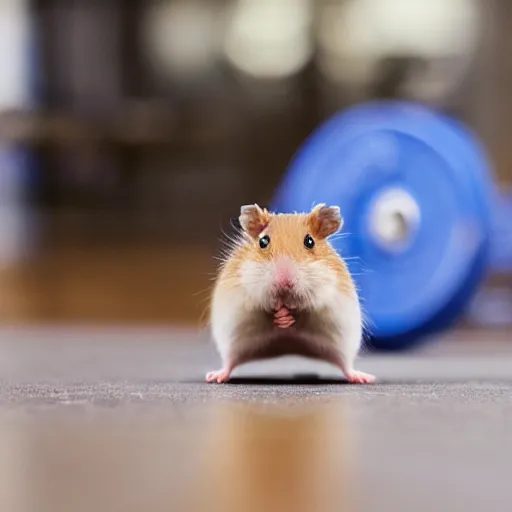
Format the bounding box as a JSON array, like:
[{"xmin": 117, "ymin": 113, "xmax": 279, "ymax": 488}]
[
  {"xmin": 239, "ymin": 260, "xmax": 274, "ymax": 307},
  {"xmin": 299, "ymin": 262, "xmax": 339, "ymax": 309}
]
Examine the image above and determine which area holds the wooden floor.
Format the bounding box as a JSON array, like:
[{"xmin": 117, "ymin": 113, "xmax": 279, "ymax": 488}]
[{"xmin": 0, "ymin": 246, "xmax": 217, "ymax": 325}]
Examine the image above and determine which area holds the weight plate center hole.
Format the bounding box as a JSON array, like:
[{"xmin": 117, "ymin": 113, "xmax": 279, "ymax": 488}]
[{"xmin": 368, "ymin": 188, "xmax": 421, "ymax": 253}]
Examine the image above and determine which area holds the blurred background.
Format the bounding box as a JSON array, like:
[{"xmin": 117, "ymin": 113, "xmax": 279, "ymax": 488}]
[
  {"xmin": 0, "ymin": 0, "xmax": 508, "ymax": 328},
  {"xmin": 2, "ymin": 3, "xmax": 512, "ymax": 511}
]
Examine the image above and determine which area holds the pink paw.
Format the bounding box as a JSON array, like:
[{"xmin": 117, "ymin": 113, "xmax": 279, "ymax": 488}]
[
  {"xmin": 345, "ymin": 370, "xmax": 376, "ymax": 385},
  {"xmin": 206, "ymin": 369, "xmax": 231, "ymax": 384},
  {"xmin": 273, "ymin": 306, "xmax": 295, "ymax": 329}
]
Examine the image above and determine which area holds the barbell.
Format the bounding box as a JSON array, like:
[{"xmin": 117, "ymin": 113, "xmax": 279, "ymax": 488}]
[{"xmin": 273, "ymin": 101, "xmax": 503, "ymax": 351}]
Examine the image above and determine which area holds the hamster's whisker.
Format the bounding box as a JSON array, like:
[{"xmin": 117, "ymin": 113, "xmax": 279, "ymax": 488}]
[
  {"xmin": 220, "ymin": 225, "xmax": 241, "ymax": 243},
  {"xmin": 198, "ymin": 305, "xmax": 212, "ymax": 327},
  {"xmin": 217, "ymin": 242, "xmax": 240, "ymax": 255},
  {"xmin": 191, "ymin": 286, "xmax": 213, "ymax": 298},
  {"xmin": 329, "ymin": 232, "xmax": 353, "ymax": 240},
  {"xmin": 218, "ymin": 229, "xmax": 246, "ymax": 249}
]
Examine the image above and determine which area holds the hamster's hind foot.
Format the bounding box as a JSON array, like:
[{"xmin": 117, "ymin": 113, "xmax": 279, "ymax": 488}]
[
  {"xmin": 206, "ymin": 367, "xmax": 232, "ymax": 384},
  {"xmin": 344, "ymin": 369, "xmax": 376, "ymax": 385}
]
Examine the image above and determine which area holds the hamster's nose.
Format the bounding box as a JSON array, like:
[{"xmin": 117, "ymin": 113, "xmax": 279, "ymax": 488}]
[
  {"xmin": 277, "ymin": 275, "xmax": 294, "ymax": 290},
  {"xmin": 274, "ymin": 258, "xmax": 296, "ymax": 290}
]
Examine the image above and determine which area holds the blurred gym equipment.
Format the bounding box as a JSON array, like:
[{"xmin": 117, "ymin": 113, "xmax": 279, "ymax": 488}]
[
  {"xmin": 316, "ymin": 0, "xmax": 481, "ymax": 105},
  {"xmin": 0, "ymin": 0, "xmax": 37, "ymax": 265},
  {"xmin": 274, "ymin": 101, "xmax": 503, "ymax": 350},
  {"xmin": 223, "ymin": 0, "xmax": 313, "ymax": 80},
  {"xmin": 142, "ymin": 0, "xmax": 224, "ymax": 85}
]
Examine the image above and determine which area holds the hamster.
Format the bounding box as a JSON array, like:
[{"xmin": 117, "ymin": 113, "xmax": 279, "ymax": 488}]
[{"xmin": 206, "ymin": 203, "xmax": 376, "ymax": 385}]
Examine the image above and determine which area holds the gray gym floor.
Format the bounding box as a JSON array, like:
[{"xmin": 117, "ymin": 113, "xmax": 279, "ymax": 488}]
[{"xmin": 2, "ymin": 326, "xmax": 512, "ymax": 512}]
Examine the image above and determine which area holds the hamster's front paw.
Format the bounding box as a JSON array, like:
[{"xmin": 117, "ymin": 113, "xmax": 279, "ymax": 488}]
[{"xmin": 273, "ymin": 306, "xmax": 295, "ymax": 329}]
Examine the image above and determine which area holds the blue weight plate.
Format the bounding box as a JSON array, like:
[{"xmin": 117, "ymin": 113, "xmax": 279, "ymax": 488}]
[
  {"xmin": 273, "ymin": 101, "xmax": 494, "ymax": 350},
  {"xmin": 490, "ymin": 188, "xmax": 512, "ymax": 273}
]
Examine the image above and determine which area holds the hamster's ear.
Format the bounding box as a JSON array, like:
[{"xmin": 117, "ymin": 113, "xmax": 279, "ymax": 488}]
[
  {"xmin": 239, "ymin": 204, "xmax": 271, "ymax": 238},
  {"xmin": 308, "ymin": 203, "xmax": 343, "ymax": 238}
]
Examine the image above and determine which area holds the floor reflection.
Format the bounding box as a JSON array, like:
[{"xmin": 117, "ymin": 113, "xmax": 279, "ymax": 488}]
[
  {"xmin": 199, "ymin": 402, "xmax": 353, "ymax": 512},
  {"xmin": 0, "ymin": 401, "xmax": 354, "ymax": 512}
]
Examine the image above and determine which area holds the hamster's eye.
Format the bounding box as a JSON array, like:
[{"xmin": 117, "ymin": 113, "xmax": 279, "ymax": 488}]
[
  {"xmin": 259, "ymin": 235, "xmax": 270, "ymax": 249},
  {"xmin": 304, "ymin": 234, "xmax": 315, "ymax": 250}
]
